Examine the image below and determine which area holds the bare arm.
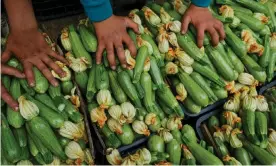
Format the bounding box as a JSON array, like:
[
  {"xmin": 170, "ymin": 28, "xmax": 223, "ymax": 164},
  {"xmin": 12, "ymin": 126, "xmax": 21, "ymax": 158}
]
[{"xmin": 4, "ymin": 0, "xmax": 37, "ymax": 33}]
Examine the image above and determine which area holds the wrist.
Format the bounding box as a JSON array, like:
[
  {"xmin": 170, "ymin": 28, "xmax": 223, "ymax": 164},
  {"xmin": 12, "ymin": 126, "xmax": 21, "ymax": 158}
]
[{"xmin": 10, "ymin": 26, "xmax": 38, "ymax": 34}]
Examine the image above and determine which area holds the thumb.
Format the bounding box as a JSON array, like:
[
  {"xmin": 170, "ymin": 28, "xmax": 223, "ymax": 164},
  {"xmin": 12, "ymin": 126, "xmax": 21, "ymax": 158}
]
[
  {"xmin": 1, "ymin": 49, "xmax": 12, "ymax": 63},
  {"xmin": 125, "ymin": 18, "xmax": 139, "ymax": 34},
  {"xmin": 181, "ymin": 16, "xmax": 191, "ymax": 34}
]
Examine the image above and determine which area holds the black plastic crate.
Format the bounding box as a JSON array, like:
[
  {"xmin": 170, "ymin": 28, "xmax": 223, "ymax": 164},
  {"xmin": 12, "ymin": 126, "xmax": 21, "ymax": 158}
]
[{"xmin": 32, "ymin": 0, "xmax": 84, "ymax": 21}]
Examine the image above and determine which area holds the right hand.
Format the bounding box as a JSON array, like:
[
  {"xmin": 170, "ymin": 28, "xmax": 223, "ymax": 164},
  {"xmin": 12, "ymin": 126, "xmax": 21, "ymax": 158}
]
[
  {"xmin": 2, "ymin": 28, "xmax": 68, "ymax": 87},
  {"xmin": 1, "ymin": 64, "xmax": 25, "ymax": 111},
  {"xmin": 93, "ymin": 15, "xmax": 139, "ymax": 70}
]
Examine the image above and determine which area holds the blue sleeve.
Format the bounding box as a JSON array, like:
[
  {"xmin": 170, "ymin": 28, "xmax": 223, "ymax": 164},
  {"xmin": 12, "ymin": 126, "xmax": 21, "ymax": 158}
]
[
  {"xmin": 191, "ymin": 0, "xmax": 211, "ymax": 7},
  {"xmin": 80, "ymin": 0, "xmax": 113, "ymax": 22}
]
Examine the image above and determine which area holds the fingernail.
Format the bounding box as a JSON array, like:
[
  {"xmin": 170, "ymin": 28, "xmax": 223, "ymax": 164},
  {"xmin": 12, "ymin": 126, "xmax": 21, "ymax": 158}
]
[
  {"xmin": 30, "ymin": 82, "xmax": 35, "ymax": 87},
  {"xmin": 181, "ymin": 31, "xmax": 185, "ymax": 34},
  {"xmin": 14, "ymin": 107, "xmax": 19, "ymax": 111},
  {"xmin": 53, "ymin": 81, "xmax": 59, "ymax": 87},
  {"xmin": 96, "ymin": 61, "xmax": 100, "ymax": 65},
  {"xmin": 122, "ymin": 64, "xmax": 127, "ymax": 68},
  {"xmin": 111, "ymin": 66, "xmax": 116, "ymax": 70}
]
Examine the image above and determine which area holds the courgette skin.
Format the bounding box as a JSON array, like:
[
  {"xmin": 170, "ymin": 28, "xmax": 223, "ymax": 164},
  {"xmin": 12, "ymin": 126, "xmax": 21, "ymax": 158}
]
[
  {"xmin": 108, "ymin": 70, "xmax": 127, "ymax": 104},
  {"xmin": 133, "ymin": 46, "xmax": 149, "ymax": 83},
  {"xmin": 116, "ymin": 124, "xmax": 135, "ymax": 145},
  {"xmin": 101, "ymin": 124, "xmax": 122, "ymax": 148},
  {"xmin": 166, "ymin": 139, "xmax": 181, "ymax": 165},
  {"xmin": 78, "ymin": 24, "xmax": 97, "ymax": 52},
  {"xmin": 241, "ymin": 138, "xmax": 276, "ymax": 165},
  {"xmin": 68, "ymin": 25, "xmax": 92, "ymax": 67},
  {"xmin": 255, "ymin": 111, "xmax": 268, "ymax": 148},
  {"xmin": 75, "ymin": 71, "xmax": 88, "ymax": 93},
  {"xmin": 7, "ymin": 78, "xmax": 24, "ymax": 128},
  {"xmin": 61, "ymin": 80, "xmax": 74, "ymax": 95},
  {"xmin": 25, "ymin": 95, "xmax": 64, "ymax": 129},
  {"xmin": 183, "ymin": 97, "xmax": 202, "ymax": 114},
  {"xmin": 117, "ymin": 71, "xmax": 142, "ymax": 107},
  {"xmin": 13, "ymin": 127, "xmax": 27, "ymax": 147},
  {"xmin": 1, "ymin": 113, "xmax": 21, "ymax": 163},
  {"xmin": 182, "ymin": 136, "xmax": 223, "ymax": 165},
  {"xmin": 269, "ymin": 102, "xmax": 276, "ymax": 129},
  {"xmin": 86, "ymin": 63, "xmax": 97, "ymax": 102},
  {"xmin": 33, "ymin": 67, "xmax": 49, "ymax": 94},
  {"xmin": 178, "ymin": 70, "xmax": 209, "ymax": 107},
  {"xmin": 34, "ymin": 93, "xmax": 58, "ymax": 111},
  {"xmin": 95, "ymin": 63, "xmax": 109, "ymax": 91},
  {"xmin": 234, "ymin": 148, "xmax": 251, "ymax": 165},
  {"xmin": 235, "ymin": 11, "xmax": 265, "ymax": 32},
  {"xmin": 28, "ymin": 117, "xmax": 67, "ymax": 160},
  {"xmin": 242, "ymin": 110, "xmax": 260, "ymax": 145},
  {"xmin": 148, "ymin": 135, "xmax": 165, "ymax": 153}
]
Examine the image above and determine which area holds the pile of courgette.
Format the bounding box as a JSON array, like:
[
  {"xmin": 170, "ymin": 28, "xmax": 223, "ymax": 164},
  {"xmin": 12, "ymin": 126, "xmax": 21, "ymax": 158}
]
[
  {"xmin": 106, "ymin": 124, "xmax": 224, "ymax": 165},
  {"xmin": 61, "ymin": 21, "xmax": 185, "ymax": 149},
  {"xmin": 1, "ymin": 34, "xmax": 93, "ymax": 165},
  {"xmin": 205, "ymin": 86, "xmax": 276, "ymax": 165}
]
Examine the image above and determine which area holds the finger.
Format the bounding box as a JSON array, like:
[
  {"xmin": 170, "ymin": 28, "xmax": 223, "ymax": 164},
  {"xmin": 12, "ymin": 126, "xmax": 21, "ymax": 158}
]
[
  {"xmin": 114, "ymin": 41, "xmax": 126, "ymax": 68},
  {"xmin": 214, "ymin": 21, "xmax": 226, "ymax": 40},
  {"xmin": 196, "ymin": 25, "xmax": 205, "ymax": 48},
  {"xmin": 107, "ymin": 50, "xmax": 116, "ymax": 70},
  {"xmin": 1, "ymin": 83, "xmax": 19, "ymax": 111},
  {"xmin": 181, "ymin": 16, "xmax": 191, "ymax": 34},
  {"xmin": 1, "ymin": 65, "xmax": 25, "ymax": 78},
  {"xmin": 125, "ymin": 18, "xmax": 139, "ymax": 34},
  {"xmin": 42, "ymin": 56, "xmax": 65, "ymax": 78},
  {"xmin": 106, "ymin": 42, "xmax": 116, "ymax": 70},
  {"xmin": 23, "ymin": 62, "xmax": 35, "ymax": 87},
  {"xmin": 1, "ymin": 49, "xmax": 12, "ymax": 63},
  {"xmin": 34, "ymin": 59, "xmax": 58, "ymax": 86},
  {"xmin": 207, "ymin": 27, "xmax": 220, "ymax": 47},
  {"xmin": 123, "ymin": 34, "xmax": 137, "ymax": 57},
  {"xmin": 47, "ymin": 49, "xmax": 68, "ymax": 65},
  {"xmin": 95, "ymin": 42, "xmax": 105, "ymax": 64}
]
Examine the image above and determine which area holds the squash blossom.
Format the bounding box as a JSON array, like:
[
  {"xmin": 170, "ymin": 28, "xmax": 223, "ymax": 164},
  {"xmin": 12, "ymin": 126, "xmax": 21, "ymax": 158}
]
[
  {"xmin": 121, "ymin": 102, "xmax": 136, "ymax": 124},
  {"xmin": 242, "ymin": 95, "xmax": 257, "ymax": 112},
  {"xmin": 137, "ymin": 35, "xmax": 153, "ymax": 55},
  {"xmin": 256, "ymin": 95, "xmax": 269, "ymax": 112},
  {"xmin": 121, "ymin": 156, "xmax": 136, "ymax": 166},
  {"xmin": 221, "ymin": 125, "xmax": 233, "ymax": 142},
  {"xmin": 61, "ymin": 27, "xmax": 72, "ymax": 51},
  {"xmin": 182, "ymin": 145, "xmax": 195, "ymax": 160},
  {"xmin": 175, "ymin": 48, "xmax": 194, "ymax": 66},
  {"xmin": 125, "ymin": 49, "xmax": 136, "ymax": 70},
  {"xmin": 90, "ymin": 107, "xmax": 107, "ymax": 128},
  {"xmin": 253, "ymin": 13, "xmax": 269, "ymax": 24},
  {"xmin": 96, "ymin": 89, "xmax": 113, "ymax": 110},
  {"xmin": 59, "ymin": 121, "xmax": 84, "ymax": 140},
  {"xmin": 158, "ymin": 128, "xmax": 173, "ymax": 143},
  {"xmin": 108, "ymin": 105, "xmax": 126, "ymax": 124},
  {"xmin": 106, "ymin": 148, "xmax": 122, "ymax": 165},
  {"xmin": 160, "ymin": 7, "xmax": 172, "ymax": 24},
  {"xmin": 144, "ymin": 56, "xmax": 151, "ymax": 72},
  {"xmin": 65, "ymin": 52, "xmax": 89, "ymax": 72},
  {"xmin": 167, "ymin": 32, "xmax": 179, "ymax": 48},
  {"xmin": 135, "ymin": 148, "xmax": 151, "ymax": 165},
  {"xmin": 165, "ymin": 20, "xmax": 181, "ymax": 33},
  {"xmin": 165, "ymin": 62, "xmax": 178, "ymax": 75},
  {"xmin": 132, "ymin": 120, "xmax": 150, "ymax": 136},
  {"xmin": 166, "ymin": 117, "xmax": 182, "ymax": 131},
  {"xmin": 107, "ymin": 118, "xmax": 123, "ymax": 134},
  {"xmin": 240, "ymin": 86, "xmax": 250, "ymax": 100},
  {"xmin": 219, "ymin": 5, "xmax": 240, "ymax": 28},
  {"xmin": 172, "ymin": 0, "xmax": 187, "ymax": 14},
  {"xmin": 64, "ymin": 86, "xmax": 80, "ymax": 108},
  {"xmin": 229, "ymin": 128, "xmax": 243, "ymax": 148},
  {"xmin": 142, "ymin": 6, "xmax": 161, "ymax": 26},
  {"xmin": 65, "ymin": 141, "xmax": 85, "ymax": 161},
  {"xmin": 51, "ymin": 61, "xmax": 72, "ymax": 81},
  {"xmin": 165, "ymin": 48, "xmax": 176, "ymax": 61},
  {"xmin": 223, "ymin": 155, "xmax": 242, "ymax": 165},
  {"xmin": 179, "ymin": 64, "xmax": 193, "ymax": 75},
  {"xmin": 18, "ymin": 96, "xmax": 39, "ymax": 120},
  {"xmin": 175, "ymin": 83, "xmax": 187, "ymax": 102}
]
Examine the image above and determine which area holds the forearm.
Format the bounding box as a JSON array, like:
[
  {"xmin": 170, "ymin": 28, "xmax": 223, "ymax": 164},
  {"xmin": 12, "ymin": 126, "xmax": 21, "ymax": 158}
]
[
  {"xmin": 4, "ymin": 0, "xmax": 37, "ymax": 32},
  {"xmin": 191, "ymin": 0, "xmax": 211, "ymax": 7},
  {"xmin": 80, "ymin": 0, "xmax": 112, "ymax": 22}
]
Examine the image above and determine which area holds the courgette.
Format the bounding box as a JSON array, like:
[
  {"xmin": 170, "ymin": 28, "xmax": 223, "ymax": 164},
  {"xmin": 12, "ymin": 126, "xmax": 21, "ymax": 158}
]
[
  {"xmin": 13, "ymin": 127, "xmax": 27, "ymax": 147},
  {"xmin": 34, "ymin": 93, "xmax": 57, "ymax": 111},
  {"xmin": 148, "ymin": 135, "xmax": 165, "ymax": 153},
  {"xmin": 255, "ymin": 111, "xmax": 268, "ymax": 148},
  {"xmin": 133, "ymin": 46, "xmax": 148, "ymax": 83},
  {"xmin": 75, "ymin": 71, "xmax": 88, "ymax": 93},
  {"xmin": 183, "ymin": 97, "xmax": 202, "ymax": 114},
  {"xmin": 28, "ymin": 117, "xmax": 67, "ymax": 160},
  {"xmin": 108, "ymin": 70, "xmax": 127, "ymax": 104},
  {"xmin": 86, "ymin": 63, "xmax": 97, "ymax": 102},
  {"xmin": 33, "ymin": 67, "xmax": 49, "ymax": 94},
  {"xmin": 166, "ymin": 139, "xmax": 181, "ymax": 165},
  {"xmin": 1, "ymin": 113, "xmax": 21, "ymax": 163},
  {"xmin": 61, "ymin": 80, "xmax": 74, "ymax": 95},
  {"xmin": 234, "ymin": 148, "xmax": 251, "ymax": 165},
  {"xmin": 78, "ymin": 24, "xmax": 97, "ymax": 52}
]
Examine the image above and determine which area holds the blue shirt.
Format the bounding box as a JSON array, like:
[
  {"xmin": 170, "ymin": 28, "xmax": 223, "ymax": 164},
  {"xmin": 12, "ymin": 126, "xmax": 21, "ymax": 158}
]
[{"xmin": 80, "ymin": 0, "xmax": 211, "ymax": 22}]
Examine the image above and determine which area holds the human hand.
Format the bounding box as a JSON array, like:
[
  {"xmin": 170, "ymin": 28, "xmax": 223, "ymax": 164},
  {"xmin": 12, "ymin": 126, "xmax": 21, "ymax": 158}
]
[
  {"xmin": 1, "ymin": 64, "xmax": 25, "ymax": 111},
  {"xmin": 181, "ymin": 4, "xmax": 225, "ymax": 48},
  {"xmin": 2, "ymin": 28, "xmax": 68, "ymax": 87},
  {"xmin": 93, "ymin": 15, "xmax": 139, "ymax": 70}
]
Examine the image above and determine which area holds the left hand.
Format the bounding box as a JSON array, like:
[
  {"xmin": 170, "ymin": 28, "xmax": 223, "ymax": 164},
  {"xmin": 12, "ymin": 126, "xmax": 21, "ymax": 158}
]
[
  {"xmin": 1, "ymin": 64, "xmax": 25, "ymax": 111},
  {"xmin": 181, "ymin": 4, "xmax": 225, "ymax": 48}
]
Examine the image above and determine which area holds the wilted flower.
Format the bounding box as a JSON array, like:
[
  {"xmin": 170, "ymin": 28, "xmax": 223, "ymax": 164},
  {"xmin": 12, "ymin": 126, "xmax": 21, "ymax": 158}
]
[
  {"xmin": 242, "ymin": 95, "xmax": 257, "ymax": 112},
  {"xmin": 59, "ymin": 121, "xmax": 84, "ymax": 140},
  {"xmin": 253, "ymin": 13, "xmax": 269, "ymax": 24},
  {"xmin": 65, "ymin": 141, "xmax": 85, "ymax": 160},
  {"xmin": 106, "ymin": 148, "xmax": 122, "ymax": 165},
  {"xmin": 160, "ymin": 7, "xmax": 172, "ymax": 24},
  {"xmin": 142, "ymin": 6, "xmax": 161, "ymax": 26},
  {"xmin": 135, "ymin": 148, "xmax": 151, "ymax": 165},
  {"xmin": 238, "ymin": 73, "xmax": 256, "ymax": 86},
  {"xmin": 137, "ymin": 35, "xmax": 153, "ymax": 55},
  {"xmin": 121, "ymin": 102, "xmax": 136, "ymax": 123},
  {"xmin": 90, "ymin": 107, "xmax": 107, "ymax": 128},
  {"xmin": 229, "ymin": 128, "xmax": 243, "ymax": 148},
  {"xmin": 256, "ymin": 95, "xmax": 269, "ymax": 112},
  {"xmin": 132, "ymin": 120, "xmax": 150, "ymax": 136},
  {"xmin": 65, "ymin": 52, "xmax": 89, "ymax": 72},
  {"xmin": 51, "ymin": 61, "xmax": 71, "ymax": 81},
  {"xmin": 125, "ymin": 49, "xmax": 136, "ymax": 70},
  {"xmin": 107, "ymin": 118, "xmax": 123, "ymax": 134},
  {"xmin": 165, "ymin": 62, "xmax": 178, "ymax": 75},
  {"xmin": 166, "ymin": 117, "xmax": 182, "ymax": 131},
  {"xmin": 172, "ymin": 0, "xmax": 187, "ymax": 14},
  {"xmin": 175, "ymin": 48, "xmax": 194, "ymax": 66},
  {"xmin": 158, "ymin": 128, "xmax": 173, "ymax": 143},
  {"xmin": 18, "ymin": 96, "xmax": 39, "ymax": 120},
  {"xmin": 144, "ymin": 56, "xmax": 151, "ymax": 72},
  {"xmin": 165, "ymin": 21, "xmax": 181, "ymax": 33},
  {"xmin": 175, "ymin": 83, "xmax": 187, "ymax": 101},
  {"xmin": 165, "ymin": 48, "xmax": 176, "ymax": 61},
  {"xmin": 108, "ymin": 105, "xmax": 126, "ymax": 124},
  {"xmin": 167, "ymin": 32, "xmax": 179, "ymax": 48},
  {"xmin": 96, "ymin": 90, "xmax": 113, "ymax": 110}
]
